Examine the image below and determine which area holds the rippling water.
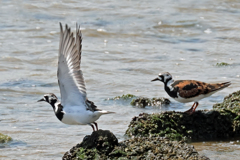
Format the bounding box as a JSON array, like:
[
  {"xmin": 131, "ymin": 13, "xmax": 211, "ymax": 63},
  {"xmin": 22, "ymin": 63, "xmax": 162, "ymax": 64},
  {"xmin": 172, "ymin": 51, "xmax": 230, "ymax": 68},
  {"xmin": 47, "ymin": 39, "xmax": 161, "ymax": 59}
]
[{"xmin": 0, "ymin": 0, "xmax": 240, "ymax": 159}]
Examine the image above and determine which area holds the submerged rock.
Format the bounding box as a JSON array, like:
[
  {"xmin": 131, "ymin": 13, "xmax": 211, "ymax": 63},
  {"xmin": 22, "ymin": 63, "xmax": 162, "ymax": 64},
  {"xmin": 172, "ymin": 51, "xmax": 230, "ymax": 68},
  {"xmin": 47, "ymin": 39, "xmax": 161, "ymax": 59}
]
[
  {"xmin": 130, "ymin": 97, "xmax": 170, "ymax": 108},
  {"xmin": 108, "ymin": 94, "xmax": 136, "ymax": 101},
  {"xmin": 63, "ymin": 130, "xmax": 208, "ymax": 160},
  {"xmin": 0, "ymin": 133, "xmax": 12, "ymax": 143},
  {"xmin": 216, "ymin": 62, "xmax": 230, "ymax": 66},
  {"xmin": 107, "ymin": 94, "xmax": 171, "ymax": 108},
  {"xmin": 126, "ymin": 110, "xmax": 238, "ymax": 141}
]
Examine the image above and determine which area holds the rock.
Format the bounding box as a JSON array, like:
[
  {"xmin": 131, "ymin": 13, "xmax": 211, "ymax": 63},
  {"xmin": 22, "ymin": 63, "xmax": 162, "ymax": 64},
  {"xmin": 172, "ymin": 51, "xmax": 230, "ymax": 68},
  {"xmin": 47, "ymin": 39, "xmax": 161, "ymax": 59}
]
[
  {"xmin": 0, "ymin": 133, "xmax": 12, "ymax": 143},
  {"xmin": 63, "ymin": 130, "xmax": 209, "ymax": 160},
  {"xmin": 216, "ymin": 62, "xmax": 230, "ymax": 66},
  {"xmin": 130, "ymin": 97, "xmax": 170, "ymax": 108},
  {"xmin": 63, "ymin": 130, "xmax": 118, "ymax": 160},
  {"xmin": 107, "ymin": 94, "xmax": 171, "ymax": 108},
  {"xmin": 126, "ymin": 91, "xmax": 240, "ymax": 141},
  {"xmin": 213, "ymin": 90, "xmax": 240, "ymax": 135},
  {"xmin": 108, "ymin": 94, "xmax": 136, "ymax": 101},
  {"xmin": 213, "ymin": 90, "xmax": 240, "ymax": 114},
  {"xmin": 125, "ymin": 110, "xmax": 238, "ymax": 141},
  {"xmin": 110, "ymin": 136, "xmax": 209, "ymax": 160}
]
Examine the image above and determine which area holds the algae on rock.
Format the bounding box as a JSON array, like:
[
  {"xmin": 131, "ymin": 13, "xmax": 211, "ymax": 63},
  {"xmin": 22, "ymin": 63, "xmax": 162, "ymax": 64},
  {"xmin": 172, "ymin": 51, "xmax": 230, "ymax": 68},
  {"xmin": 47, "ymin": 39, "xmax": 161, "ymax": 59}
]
[
  {"xmin": 213, "ymin": 90, "xmax": 240, "ymax": 114},
  {"xmin": 213, "ymin": 90, "xmax": 240, "ymax": 134},
  {"xmin": 108, "ymin": 94, "xmax": 136, "ymax": 101},
  {"xmin": 63, "ymin": 130, "xmax": 118, "ymax": 160},
  {"xmin": 107, "ymin": 94, "xmax": 171, "ymax": 108},
  {"xmin": 63, "ymin": 130, "xmax": 209, "ymax": 160},
  {"xmin": 0, "ymin": 133, "xmax": 12, "ymax": 143},
  {"xmin": 126, "ymin": 111, "xmax": 236, "ymax": 141},
  {"xmin": 126, "ymin": 91, "xmax": 240, "ymax": 141},
  {"xmin": 130, "ymin": 97, "xmax": 170, "ymax": 108},
  {"xmin": 216, "ymin": 62, "xmax": 230, "ymax": 66}
]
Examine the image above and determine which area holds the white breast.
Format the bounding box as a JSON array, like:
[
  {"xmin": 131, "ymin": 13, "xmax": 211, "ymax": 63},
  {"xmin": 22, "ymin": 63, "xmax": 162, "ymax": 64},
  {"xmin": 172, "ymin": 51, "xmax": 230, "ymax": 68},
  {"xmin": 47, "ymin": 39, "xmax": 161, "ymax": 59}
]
[{"xmin": 61, "ymin": 106, "xmax": 101, "ymax": 125}]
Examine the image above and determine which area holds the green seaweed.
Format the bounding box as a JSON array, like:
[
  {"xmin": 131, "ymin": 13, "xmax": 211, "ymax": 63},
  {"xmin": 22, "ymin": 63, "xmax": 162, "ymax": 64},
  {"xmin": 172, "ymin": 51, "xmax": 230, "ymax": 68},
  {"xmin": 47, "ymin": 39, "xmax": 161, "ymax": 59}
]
[
  {"xmin": 108, "ymin": 94, "xmax": 136, "ymax": 101},
  {"xmin": 63, "ymin": 130, "xmax": 209, "ymax": 160},
  {"xmin": 107, "ymin": 94, "xmax": 170, "ymax": 108},
  {"xmin": 126, "ymin": 110, "xmax": 237, "ymax": 141},
  {"xmin": 213, "ymin": 90, "xmax": 240, "ymax": 114},
  {"xmin": 130, "ymin": 97, "xmax": 170, "ymax": 108},
  {"xmin": 0, "ymin": 133, "xmax": 12, "ymax": 143},
  {"xmin": 216, "ymin": 62, "xmax": 229, "ymax": 66},
  {"xmin": 76, "ymin": 148, "xmax": 88, "ymax": 159}
]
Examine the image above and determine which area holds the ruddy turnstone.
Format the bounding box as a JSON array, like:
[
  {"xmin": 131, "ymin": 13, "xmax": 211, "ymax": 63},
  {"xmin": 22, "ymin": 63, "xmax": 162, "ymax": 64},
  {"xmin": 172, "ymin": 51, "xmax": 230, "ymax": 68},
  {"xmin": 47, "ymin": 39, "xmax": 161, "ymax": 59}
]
[
  {"xmin": 38, "ymin": 23, "xmax": 114, "ymax": 131},
  {"xmin": 151, "ymin": 72, "xmax": 231, "ymax": 114}
]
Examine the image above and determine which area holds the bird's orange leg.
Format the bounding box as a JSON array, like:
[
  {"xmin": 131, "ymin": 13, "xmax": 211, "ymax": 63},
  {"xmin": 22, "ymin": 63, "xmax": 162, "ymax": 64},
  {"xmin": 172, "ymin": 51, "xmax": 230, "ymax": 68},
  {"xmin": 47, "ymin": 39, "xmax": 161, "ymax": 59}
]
[
  {"xmin": 184, "ymin": 102, "xmax": 196, "ymax": 114},
  {"xmin": 192, "ymin": 102, "xmax": 199, "ymax": 112}
]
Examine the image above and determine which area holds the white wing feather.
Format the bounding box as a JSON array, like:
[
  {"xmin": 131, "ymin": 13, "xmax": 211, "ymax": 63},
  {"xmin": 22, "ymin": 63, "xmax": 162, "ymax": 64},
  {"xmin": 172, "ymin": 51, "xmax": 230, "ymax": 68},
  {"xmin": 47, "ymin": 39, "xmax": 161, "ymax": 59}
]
[{"xmin": 58, "ymin": 23, "xmax": 87, "ymax": 107}]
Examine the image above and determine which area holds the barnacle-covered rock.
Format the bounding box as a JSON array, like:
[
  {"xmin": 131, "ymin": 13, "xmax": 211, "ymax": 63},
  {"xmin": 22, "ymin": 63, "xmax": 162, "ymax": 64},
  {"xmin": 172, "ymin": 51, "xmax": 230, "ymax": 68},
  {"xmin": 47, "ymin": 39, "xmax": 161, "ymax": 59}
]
[
  {"xmin": 0, "ymin": 133, "xmax": 12, "ymax": 143},
  {"xmin": 63, "ymin": 130, "xmax": 118, "ymax": 160},
  {"xmin": 213, "ymin": 90, "xmax": 240, "ymax": 114},
  {"xmin": 126, "ymin": 91, "xmax": 240, "ymax": 141},
  {"xmin": 216, "ymin": 62, "xmax": 230, "ymax": 66},
  {"xmin": 107, "ymin": 94, "xmax": 136, "ymax": 101},
  {"xmin": 63, "ymin": 130, "xmax": 209, "ymax": 160},
  {"xmin": 213, "ymin": 90, "xmax": 240, "ymax": 134},
  {"xmin": 126, "ymin": 110, "xmax": 237, "ymax": 141},
  {"xmin": 107, "ymin": 94, "xmax": 170, "ymax": 108},
  {"xmin": 112, "ymin": 136, "xmax": 209, "ymax": 160},
  {"xmin": 130, "ymin": 97, "xmax": 170, "ymax": 108}
]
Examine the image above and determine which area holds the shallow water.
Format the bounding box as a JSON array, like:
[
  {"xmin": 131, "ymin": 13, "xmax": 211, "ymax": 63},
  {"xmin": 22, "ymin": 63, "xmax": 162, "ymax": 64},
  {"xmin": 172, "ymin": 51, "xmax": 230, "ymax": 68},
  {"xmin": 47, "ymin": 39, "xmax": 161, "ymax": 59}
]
[{"xmin": 0, "ymin": 0, "xmax": 240, "ymax": 159}]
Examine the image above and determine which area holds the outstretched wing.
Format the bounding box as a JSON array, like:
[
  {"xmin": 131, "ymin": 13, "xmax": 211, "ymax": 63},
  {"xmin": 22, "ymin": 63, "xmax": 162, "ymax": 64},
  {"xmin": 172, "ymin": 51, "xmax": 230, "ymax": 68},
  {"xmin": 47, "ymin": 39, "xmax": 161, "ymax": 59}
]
[{"xmin": 58, "ymin": 23, "xmax": 87, "ymax": 107}]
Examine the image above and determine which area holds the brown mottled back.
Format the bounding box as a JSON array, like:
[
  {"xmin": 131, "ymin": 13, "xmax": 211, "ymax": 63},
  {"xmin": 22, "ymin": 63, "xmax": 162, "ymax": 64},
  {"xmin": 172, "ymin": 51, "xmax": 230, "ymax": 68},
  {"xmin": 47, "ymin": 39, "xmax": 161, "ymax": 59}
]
[{"xmin": 173, "ymin": 80, "xmax": 231, "ymax": 99}]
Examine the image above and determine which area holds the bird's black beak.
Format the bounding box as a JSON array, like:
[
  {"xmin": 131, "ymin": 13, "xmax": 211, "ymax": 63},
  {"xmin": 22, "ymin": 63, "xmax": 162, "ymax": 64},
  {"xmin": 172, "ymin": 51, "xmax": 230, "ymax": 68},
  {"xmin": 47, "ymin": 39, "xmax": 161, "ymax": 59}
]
[
  {"xmin": 151, "ymin": 77, "xmax": 159, "ymax": 82},
  {"xmin": 37, "ymin": 98, "xmax": 45, "ymax": 102}
]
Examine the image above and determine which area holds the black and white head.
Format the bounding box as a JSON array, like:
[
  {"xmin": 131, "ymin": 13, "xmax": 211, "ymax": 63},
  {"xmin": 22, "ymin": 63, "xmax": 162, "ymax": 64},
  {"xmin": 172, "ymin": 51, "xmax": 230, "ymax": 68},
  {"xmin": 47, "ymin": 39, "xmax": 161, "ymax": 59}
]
[
  {"xmin": 151, "ymin": 72, "xmax": 173, "ymax": 84},
  {"xmin": 37, "ymin": 93, "xmax": 58, "ymax": 106}
]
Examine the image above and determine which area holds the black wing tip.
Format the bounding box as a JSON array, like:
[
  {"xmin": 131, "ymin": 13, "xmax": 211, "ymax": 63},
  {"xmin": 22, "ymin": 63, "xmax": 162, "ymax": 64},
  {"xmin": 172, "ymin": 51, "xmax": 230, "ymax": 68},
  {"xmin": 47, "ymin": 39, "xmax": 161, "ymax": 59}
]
[
  {"xmin": 59, "ymin": 22, "xmax": 81, "ymax": 33},
  {"xmin": 223, "ymin": 81, "xmax": 231, "ymax": 87},
  {"xmin": 59, "ymin": 22, "xmax": 63, "ymax": 32}
]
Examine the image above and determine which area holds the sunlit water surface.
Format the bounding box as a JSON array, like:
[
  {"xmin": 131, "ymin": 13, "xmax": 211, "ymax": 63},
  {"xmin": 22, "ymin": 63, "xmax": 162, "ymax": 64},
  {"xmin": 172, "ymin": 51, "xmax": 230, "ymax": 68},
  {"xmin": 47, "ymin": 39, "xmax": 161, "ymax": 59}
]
[{"xmin": 0, "ymin": 0, "xmax": 240, "ymax": 159}]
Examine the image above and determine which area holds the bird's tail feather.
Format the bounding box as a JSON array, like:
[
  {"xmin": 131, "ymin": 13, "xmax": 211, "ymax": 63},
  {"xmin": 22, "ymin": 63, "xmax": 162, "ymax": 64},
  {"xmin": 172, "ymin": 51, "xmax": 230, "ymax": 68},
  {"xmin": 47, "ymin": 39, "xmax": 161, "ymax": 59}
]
[
  {"xmin": 211, "ymin": 81, "xmax": 231, "ymax": 92},
  {"xmin": 99, "ymin": 110, "xmax": 115, "ymax": 114}
]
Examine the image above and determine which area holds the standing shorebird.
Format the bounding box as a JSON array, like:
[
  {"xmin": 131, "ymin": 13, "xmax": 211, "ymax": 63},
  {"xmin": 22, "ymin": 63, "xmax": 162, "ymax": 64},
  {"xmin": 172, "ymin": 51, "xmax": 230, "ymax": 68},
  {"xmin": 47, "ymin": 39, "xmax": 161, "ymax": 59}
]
[
  {"xmin": 38, "ymin": 23, "xmax": 114, "ymax": 131},
  {"xmin": 151, "ymin": 72, "xmax": 231, "ymax": 114}
]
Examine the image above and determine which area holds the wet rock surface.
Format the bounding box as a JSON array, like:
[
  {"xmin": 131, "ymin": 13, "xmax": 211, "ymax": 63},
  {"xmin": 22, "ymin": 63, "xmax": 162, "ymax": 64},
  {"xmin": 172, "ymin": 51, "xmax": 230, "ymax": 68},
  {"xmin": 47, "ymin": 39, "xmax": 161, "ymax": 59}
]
[
  {"xmin": 126, "ymin": 110, "xmax": 239, "ymax": 141},
  {"xmin": 130, "ymin": 97, "xmax": 170, "ymax": 108},
  {"xmin": 114, "ymin": 136, "xmax": 209, "ymax": 160},
  {"xmin": 63, "ymin": 130, "xmax": 118, "ymax": 159},
  {"xmin": 108, "ymin": 94, "xmax": 136, "ymax": 101},
  {"xmin": 126, "ymin": 91, "xmax": 240, "ymax": 141},
  {"xmin": 63, "ymin": 130, "xmax": 208, "ymax": 160},
  {"xmin": 215, "ymin": 62, "xmax": 230, "ymax": 66},
  {"xmin": 107, "ymin": 94, "xmax": 171, "ymax": 108},
  {"xmin": 213, "ymin": 90, "xmax": 240, "ymax": 114},
  {"xmin": 0, "ymin": 133, "xmax": 12, "ymax": 143}
]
